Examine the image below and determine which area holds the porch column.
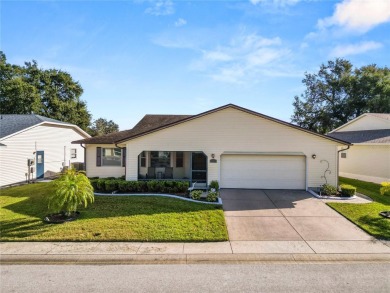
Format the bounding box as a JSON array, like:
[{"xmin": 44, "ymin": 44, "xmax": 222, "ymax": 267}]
[{"xmin": 126, "ymin": 145, "xmax": 142, "ymax": 181}]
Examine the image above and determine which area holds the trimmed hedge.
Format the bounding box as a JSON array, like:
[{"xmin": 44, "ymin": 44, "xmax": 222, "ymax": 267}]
[
  {"xmin": 321, "ymin": 184, "xmax": 337, "ymax": 195},
  {"xmin": 207, "ymin": 191, "xmax": 218, "ymax": 202},
  {"xmin": 340, "ymin": 184, "xmax": 356, "ymax": 197},
  {"xmin": 190, "ymin": 190, "xmax": 203, "ymax": 200},
  {"xmin": 89, "ymin": 178, "xmax": 189, "ymax": 194}
]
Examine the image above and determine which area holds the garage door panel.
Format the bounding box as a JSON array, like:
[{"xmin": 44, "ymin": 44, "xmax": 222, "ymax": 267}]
[{"xmin": 221, "ymin": 155, "xmax": 306, "ymax": 189}]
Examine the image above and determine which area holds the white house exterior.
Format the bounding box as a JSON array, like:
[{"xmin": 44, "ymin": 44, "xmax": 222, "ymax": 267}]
[
  {"xmin": 74, "ymin": 104, "xmax": 350, "ymax": 190},
  {"xmin": 328, "ymin": 113, "xmax": 390, "ymax": 184},
  {"xmin": 0, "ymin": 115, "xmax": 90, "ymax": 187}
]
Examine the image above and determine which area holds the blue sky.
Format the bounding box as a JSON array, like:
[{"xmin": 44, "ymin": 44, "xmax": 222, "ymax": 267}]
[{"xmin": 2, "ymin": 0, "xmax": 390, "ymax": 130}]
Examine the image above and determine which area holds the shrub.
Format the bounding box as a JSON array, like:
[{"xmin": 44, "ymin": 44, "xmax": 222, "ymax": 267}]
[
  {"xmin": 321, "ymin": 184, "xmax": 337, "ymax": 195},
  {"xmin": 105, "ymin": 180, "xmax": 119, "ymax": 193},
  {"xmin": 89, "ymin": 178, "xmax": 99, "ymax": 191},
  {"xmin": 96, "ymin": 179, "xmax": 106, "ymax": 192},
  {"xmin": 380, "ymin": 182, "xmax": 390, "ymax": 196},
  {"xmin": 209, "ymin": 180, "xmax": 219, "ymax": 191},
  {"xmin": 207, "ymin": 191, "xmax": 218, "ymax": 202},
  {"xmin": 147, "ymin": 180, "xmax": 159, "ymax": 192},
  {"xmin": 190, "ymin": 190, "xmax": 203, "ymax": 200},
  {"xmin": 49, "ymin": 168, "xmax": 94, "ymax": 215},
  {"xmin": 340, "ymin": 184, "xmax": 356, "ymax": 197},
  {"xmin": 117, "ymin": 180, "xmax": 130, "ymax": 192}
]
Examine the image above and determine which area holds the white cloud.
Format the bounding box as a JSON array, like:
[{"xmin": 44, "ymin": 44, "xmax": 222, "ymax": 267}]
[
  {"xmin": 330, "ymin": 41, "xmax": 383, "ymax": 57},
  {"xmin": 318, "ymin": 0, "xmax": 390, "ymax": 33},
  {"xmin": 145, "ymin": 0, "xmax": 174, "ymax": 16},
  {"xmin": 174, "ymin": 18, "xmax": 187, "ymax": 27},
  {"xmin": 249, "ymin": 0, "xmax": 300, "ymax": 6},
  {"xmin": 190, "ymin": 33, "xmax": 291, "ymax": 83}
]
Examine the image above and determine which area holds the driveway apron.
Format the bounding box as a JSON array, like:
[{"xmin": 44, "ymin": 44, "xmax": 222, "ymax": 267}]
[{"xmin": 220, "ymin": 189, "xmax": 374, "ymax": 242}]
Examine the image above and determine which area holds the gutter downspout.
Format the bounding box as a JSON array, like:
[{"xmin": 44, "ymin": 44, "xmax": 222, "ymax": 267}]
[
  {"xmin": 115, "ymin": 143, "xmax": 126, "ymax": 179},
  {"xmin": 337, "ymin": 145, "xmax": 351, "ymax": 187},
  {"xmin": 80, "ymin": 144, "xmax": 86, "ymax": 172}
]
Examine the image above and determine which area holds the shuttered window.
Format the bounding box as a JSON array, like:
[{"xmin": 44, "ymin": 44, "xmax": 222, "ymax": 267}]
[
  {"xmin": 96, "ymin": 147, "xmax": 102, "ymax": 167},
  {"xmin": 122, "ymin": 147, "xmax": 126, "ymax": 167}
]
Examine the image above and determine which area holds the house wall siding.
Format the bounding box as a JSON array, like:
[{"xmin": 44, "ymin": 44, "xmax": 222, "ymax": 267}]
[
  {"xmin": 85, "ymin": 144, "xmax": 125, "ymax": 178},
  {"xmin": 123, "ymin": 108, "xmax": 342, "ymax": 187},
  {"xmin": 339, "ymin": 116, "xmax": 390, "ymax": 132},
  {"xmin": 0, "ymin": 124, "xmax": 87, "ymax": 187},
  {"xmin": 340, "ymin": 145, "xmax": 390, "ymax": 183}
]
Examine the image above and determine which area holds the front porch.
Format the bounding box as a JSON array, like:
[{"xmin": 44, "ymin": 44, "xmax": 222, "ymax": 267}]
[{"xmin": 137, "ymin": 151, "xmax": 208, "ymax": 189}]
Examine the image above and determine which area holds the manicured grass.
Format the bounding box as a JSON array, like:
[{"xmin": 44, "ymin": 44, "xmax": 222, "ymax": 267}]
[
  {"xmin": 327, "ymin": 177, "xmax": 390, "ymax": 240},
  {"xmin": 0, "ymin": 182, "xmax": 228, "ymax": 242}
]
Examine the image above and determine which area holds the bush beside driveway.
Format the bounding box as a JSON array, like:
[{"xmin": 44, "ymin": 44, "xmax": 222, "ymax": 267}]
[{"xmin": 327, "ymin": 177, "xmax": 390, "ymax": 240}]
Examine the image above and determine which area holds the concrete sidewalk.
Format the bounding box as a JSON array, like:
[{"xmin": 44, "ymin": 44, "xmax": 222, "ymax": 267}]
[{"xmin": 1, "ymin": 241, "xmax": 390, "ymax": 264}]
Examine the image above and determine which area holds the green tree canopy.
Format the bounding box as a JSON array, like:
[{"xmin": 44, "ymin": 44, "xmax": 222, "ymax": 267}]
[
  {"xmin": 88, "ymin": 118, "xmax": 119, "ymax": 137},
  {"xmin": 0, "ymin": 51, "xmax": 91, "ymax": 131},
  {"xmin": 291, "ymin": 59, "xmax": 390, "ymax": 134}
]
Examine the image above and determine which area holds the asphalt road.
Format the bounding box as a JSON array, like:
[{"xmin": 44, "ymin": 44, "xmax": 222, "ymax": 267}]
[{"xmin": 1, "ymin": 263, "xmax": 389, "ymax": 292}]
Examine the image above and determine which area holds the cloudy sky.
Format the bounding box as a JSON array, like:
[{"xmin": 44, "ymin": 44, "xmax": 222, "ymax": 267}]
[{"xmin": 2, "ymin": 0, "xmax": 390, "ymax": 130}]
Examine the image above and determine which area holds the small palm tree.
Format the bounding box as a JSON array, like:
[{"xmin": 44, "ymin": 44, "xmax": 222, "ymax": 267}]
[{"xmin": 48, "ymin": 168, "xmax": 94, "ymax": 216}]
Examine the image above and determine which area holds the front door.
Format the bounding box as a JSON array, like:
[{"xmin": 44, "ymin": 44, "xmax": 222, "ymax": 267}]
[
  {"xmin": 36, "ymin": 151, "xmax": 44, "ymax": 179},
  {"xmin": 191, "ymin": 152, "xmax": 207, "ymax": 184}
]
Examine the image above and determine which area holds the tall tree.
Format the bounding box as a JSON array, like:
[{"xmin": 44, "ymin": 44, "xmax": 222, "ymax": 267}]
[
  {"xmin": 0, "ymin": 51, "xmax": 91, "ymax": 131},
  {"xmin": 292, "ymin": 59, "xmax": 390, "ymax": 134},
  {"xmin": 88, "ymin": 118, "xmax": 119, "ymax": 137}
]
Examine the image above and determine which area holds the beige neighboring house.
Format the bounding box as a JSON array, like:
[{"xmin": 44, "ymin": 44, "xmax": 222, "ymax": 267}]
[
  {"xmin": 0, "ymin": 114, "xmax": 90, "ymax": 187},
  {"xmin": 328, "ymin": 113, "xmax": 390, "ymax": 184},
  {"xmin": 73, "ymin": 104, "xmax": 350, "ymax": 190}
]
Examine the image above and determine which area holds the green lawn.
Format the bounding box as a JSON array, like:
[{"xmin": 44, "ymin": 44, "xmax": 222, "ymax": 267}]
[
  {"xmin": 0, "ymin": 182, "xmax": 228, "ymax": 242},
  {"xmin": 327, "ymin": 177, "xmax": 390, "ymax": 240}
]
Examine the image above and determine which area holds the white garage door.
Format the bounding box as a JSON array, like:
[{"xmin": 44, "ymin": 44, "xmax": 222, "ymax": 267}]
[{"xmin": 220, "ymin": 155, "xmax": 306, "ymax": 189}]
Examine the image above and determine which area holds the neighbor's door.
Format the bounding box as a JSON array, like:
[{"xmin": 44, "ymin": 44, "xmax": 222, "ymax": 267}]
[{"xmin": 36, "ymin": 151, "xmax": 44, "ymax": 179}]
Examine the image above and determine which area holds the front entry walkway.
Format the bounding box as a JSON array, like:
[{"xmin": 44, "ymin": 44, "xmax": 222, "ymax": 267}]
[{"xmin": 220, "ymin": 189, "xmax": 390, "ymax": 254}]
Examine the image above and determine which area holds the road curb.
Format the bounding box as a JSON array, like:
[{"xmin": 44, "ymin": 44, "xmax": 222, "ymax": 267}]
[{"xmin": 2, "ymin": 253, "xmax": 390, "ymax": 265}]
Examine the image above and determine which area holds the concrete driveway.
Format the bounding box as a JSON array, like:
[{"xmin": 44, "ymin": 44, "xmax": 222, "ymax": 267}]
[{"xmin": 221, "ymin": 189, "xmax": 390, "ymax": 254}]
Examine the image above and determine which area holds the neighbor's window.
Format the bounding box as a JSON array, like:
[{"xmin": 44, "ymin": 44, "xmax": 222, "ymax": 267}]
[
  {"xmin": 102, "ymin": 148, "xmax": 122, "ymax": 166},
  {"xmin": 341, "ymin": 153, "xmax": 347, "ymax": 159},
  {"xmin": 176, "ymin": 152, "xmax": 184, "ymax": 167},
  {"xmin": 150, "ymin": 151, "xmax": 171, "ymax": 167},
  {"xmin": 70, "ymin": 148, "xmax": 77, "ymax": 159},
  {"xmin": 140, "ymin": 151, "xmax": 146, "ymax": 167}
]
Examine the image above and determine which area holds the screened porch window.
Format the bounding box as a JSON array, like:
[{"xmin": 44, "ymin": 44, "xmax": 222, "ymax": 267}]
[{"xmin": 150, "ymin": 151, "xmax": 171, "ymax": 167}]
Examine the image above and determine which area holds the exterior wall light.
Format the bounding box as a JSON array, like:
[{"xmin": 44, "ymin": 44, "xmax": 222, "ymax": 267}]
[
  {"xmin": 312, "ymin": 154, "xmax": 317, "ymax": 159},
  {"xmin": 211, "ymin": 153, "xmax": 215, "ymax": 159}
]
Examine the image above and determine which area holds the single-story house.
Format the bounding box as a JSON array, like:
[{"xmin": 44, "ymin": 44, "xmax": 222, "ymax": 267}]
[
  {"xmin": 0, "ymin": 114, "xmax": 90, "ymax": 187},
  {"xmin": 73, "ymin": 104, "xmax": 350, "ymax": 190},
  {"xmin": 328, "ymin": 113, "xmax": 390, "ymax": 184}
]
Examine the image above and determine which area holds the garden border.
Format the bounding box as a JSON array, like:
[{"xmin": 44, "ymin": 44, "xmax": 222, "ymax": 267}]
[
  {"xmin": 308, "ymin": 189, "xmax": 357, "ymax": 200},
  {"xmin": 94, "ymin": 192, "xmax": 223, "ymax": 205}
]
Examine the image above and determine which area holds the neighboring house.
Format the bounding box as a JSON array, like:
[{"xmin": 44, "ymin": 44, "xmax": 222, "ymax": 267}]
[
  {"xmin": 73, "ymin": 104, "xmax": 350, "ymax": 190},
  {"xmin": 0, "ymin": 114, "xmax": 90, "ymax": 187},
  {"xmin": 328, "ymin": 113, "xmax": 390, "ymax": 184}
]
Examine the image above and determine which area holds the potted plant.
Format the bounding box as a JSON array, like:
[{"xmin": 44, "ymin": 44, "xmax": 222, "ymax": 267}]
[{"xmin": 44, "ymin": 168, "xmax": 94, "ymax": 223}]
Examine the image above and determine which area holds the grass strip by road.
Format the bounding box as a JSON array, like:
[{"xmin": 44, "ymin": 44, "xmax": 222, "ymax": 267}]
[
  {"xmin": 327, "ymin": 177, "xmax": 390, "ymax": 240},
  {"xmin": 0, "ymin": 182, "xmax": 228, "ymax": 242}
]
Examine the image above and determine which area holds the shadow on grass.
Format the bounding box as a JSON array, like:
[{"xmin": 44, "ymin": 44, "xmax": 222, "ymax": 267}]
[
  {"xmin": 357, "ymin": 215, "xmax": 390, "ymax": 240},
  {"xmin": 0, "ymin": 218, "xmax": 50, "ymax": 239}
]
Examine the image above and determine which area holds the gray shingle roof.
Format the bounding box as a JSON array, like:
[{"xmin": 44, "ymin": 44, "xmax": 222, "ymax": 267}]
[
  {"xmin": 327, "ymin": 129, "xmax": 390, "ymax": 143},
  {"xmin": 72, "ymin": 114, "xmax": 192, "ymax": 144},
  {"xmin": 0, "ymin": 114, "xmax": 73, "ymax": 139}
]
